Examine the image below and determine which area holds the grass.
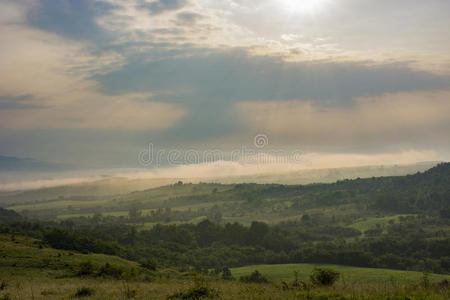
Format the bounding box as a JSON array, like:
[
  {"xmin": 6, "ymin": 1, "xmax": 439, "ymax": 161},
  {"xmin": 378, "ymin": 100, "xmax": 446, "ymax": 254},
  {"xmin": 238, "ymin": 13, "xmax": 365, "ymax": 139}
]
[
  {"xmin": 231, "ymin": 263, "xmax": 450, "ymax": 284},
  {"xmin": 0, "ymin": 234, "xmax": 139, "ymax": 276},
  {"xmin": 0, "ymin": 270, "xmax": 449, "ymax": 299},
  {"xmin": 1, "ymin": 234, "xmax": 449, "ymax": 299},
  {"xmin": 8, "ymin": 182, "xmax": 232, "ymax": 220},
  {"xmin": 9, "ymin": 198, "xmax": 111, "ymax": 212},
  {"xmin": 348, "ymin": 214, "xmax": 415, "ymax": 233},
  {"xmin": 139, "ymin": 216, "xmax": 208, "ymax": 229},
  {"xmin": 57, "ymin": 201, "xmax": 228, "ymax": 220}
]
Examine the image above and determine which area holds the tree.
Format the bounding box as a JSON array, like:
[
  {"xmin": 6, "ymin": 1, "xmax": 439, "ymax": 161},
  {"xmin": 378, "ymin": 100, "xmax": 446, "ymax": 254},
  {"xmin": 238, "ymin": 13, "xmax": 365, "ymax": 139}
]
[
  {"xmin": 246, "ymin": 221, "xmax": 269, "ymax": 244},
  {"xmin": 128, "ymin": 207, "xmax": 141, "ymax": 219}
]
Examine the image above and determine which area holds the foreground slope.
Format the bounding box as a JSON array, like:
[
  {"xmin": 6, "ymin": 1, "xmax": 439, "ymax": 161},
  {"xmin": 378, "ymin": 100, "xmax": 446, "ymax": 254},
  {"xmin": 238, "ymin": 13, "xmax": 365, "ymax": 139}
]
[{"xmin": 0, "ymin": 233, "xmax": 449, "ymax": 299}]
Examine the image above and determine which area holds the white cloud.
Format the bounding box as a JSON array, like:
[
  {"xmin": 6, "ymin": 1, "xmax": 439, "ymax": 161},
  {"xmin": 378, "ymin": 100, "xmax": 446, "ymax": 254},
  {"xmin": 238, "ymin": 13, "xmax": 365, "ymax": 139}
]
[{"xmin": 281, "ymin": 34, "xmax": 301, "ymax": 41}]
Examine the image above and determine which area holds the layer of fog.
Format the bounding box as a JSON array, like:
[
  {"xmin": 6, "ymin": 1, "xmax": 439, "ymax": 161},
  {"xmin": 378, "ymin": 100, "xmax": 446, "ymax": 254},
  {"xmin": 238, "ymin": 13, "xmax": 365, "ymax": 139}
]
[{"xmin": 0, "ymin": 150, "xmax": 442, "ymax": 192}]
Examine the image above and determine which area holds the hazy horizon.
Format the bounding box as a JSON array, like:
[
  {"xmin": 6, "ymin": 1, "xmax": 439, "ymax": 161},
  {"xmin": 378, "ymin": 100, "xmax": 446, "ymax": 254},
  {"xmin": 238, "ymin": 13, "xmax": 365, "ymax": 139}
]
[{"xmin": 0, "ymin": 160, "xmax": 441, "ymax": 192}]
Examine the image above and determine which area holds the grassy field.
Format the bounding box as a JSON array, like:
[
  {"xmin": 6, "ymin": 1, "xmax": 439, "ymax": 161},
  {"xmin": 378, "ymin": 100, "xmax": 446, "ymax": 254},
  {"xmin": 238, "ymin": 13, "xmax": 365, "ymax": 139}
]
[
  {"xmin": 347, "ymin": 214, "xmax": 415, "ymax": 233},
  {"xmin": 56, "ymin": 201, "xmax": 228, "ymax": 220},
  {"xmin": 231, "ymin": 263, "xmax": 450, "ymax": 284},
  {"xmin": 1, "ymin": 276, "xmax": 447, "ymax": 300},
  {"xmin": 9, "ymin": 198, "xmax": 112, "ymax": 212},
  {"xmin": 1, "ymin": 267, "xmax": 449, "ymax": 300},
  {"xmin": 0, "ymin": 234, "xmax": 139, "ymax": 276},
  {"xmin": 7, "ymin": 182, "xmax": 232, "ymax": 219},
  {"xmin": 1, "ymin": 233, "xmax": 449, "ymax": 299}
]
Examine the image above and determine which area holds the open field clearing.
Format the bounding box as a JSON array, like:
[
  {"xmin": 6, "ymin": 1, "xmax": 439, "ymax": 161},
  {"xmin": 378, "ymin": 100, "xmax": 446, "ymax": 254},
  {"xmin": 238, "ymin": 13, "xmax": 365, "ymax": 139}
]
[{"xmin": 231, "ymin": 263, "xmax": 450, "ymax": 284}]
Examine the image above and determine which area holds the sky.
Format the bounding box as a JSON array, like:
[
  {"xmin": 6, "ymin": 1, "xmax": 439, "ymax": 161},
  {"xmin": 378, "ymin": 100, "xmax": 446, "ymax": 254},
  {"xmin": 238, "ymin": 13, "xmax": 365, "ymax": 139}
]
[{"xmin": 0, "ymin": 0, "xmax": 449, "ymax": 172}]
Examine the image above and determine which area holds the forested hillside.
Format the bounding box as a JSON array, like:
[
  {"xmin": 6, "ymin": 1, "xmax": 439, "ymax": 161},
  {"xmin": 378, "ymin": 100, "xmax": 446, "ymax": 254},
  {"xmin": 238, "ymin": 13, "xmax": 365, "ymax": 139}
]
[{"xmin": 1, "ymin": 163, "xmax": 449, "ymax": 275}]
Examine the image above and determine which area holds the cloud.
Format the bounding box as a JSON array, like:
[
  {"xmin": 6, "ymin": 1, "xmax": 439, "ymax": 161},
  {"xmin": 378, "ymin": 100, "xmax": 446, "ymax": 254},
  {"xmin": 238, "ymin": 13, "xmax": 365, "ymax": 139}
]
[
  {"xmin": 138, "ymin": 0, "xmax": 190, "ymax": 15},
  {"xmin": 0, "ymin": 1, "xmax": 184, "ymax": 130},
  {"xmin": 97, "ymin": 49, "xmax": 450, "ymax": 105},
  {"xmin": 0, "ymin": 93, "xmax": 186, "ymax": 130},
  {"xmin": 0, "ymin": 2, "xmax": 125, "ymax": 106},
  {"xmin": 281, "ymin": 34, "xmax": 301, "ymax": 41},
  {"xmin": 92, "ymin": 48, "xmax": 449, "ymax": 142},
  {"xmin": 203, "ymin": 0, "xmax": 450, "ymax": 72},
  {"xmin": 175, "ymin": 11, "xmax": 206, "ymax": 26},
  {"xmin": 0, "ymin": 95, "xmax": 38, "ymax": 110},
  {"xmin": 237, "ymin": 90, "xmax": 450, "ymax": 147},
  {"xmin": 27, "ymin": 0, "xmax": 118, "ymax": 42}
]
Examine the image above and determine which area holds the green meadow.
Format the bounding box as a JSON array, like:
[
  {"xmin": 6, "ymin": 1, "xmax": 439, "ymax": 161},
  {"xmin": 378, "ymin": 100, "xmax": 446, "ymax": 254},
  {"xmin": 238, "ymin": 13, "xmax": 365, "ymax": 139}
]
[
  {"xmin": 231, "ymin": 263, "xmax": 450, "ymax": 284},
  {"xmin": 1, "ymin": 233, "xmax": 449, "ymax": 300},
  {"xmin": 348, "ymin": 215, "xmax": 415, "ymax": 233}
]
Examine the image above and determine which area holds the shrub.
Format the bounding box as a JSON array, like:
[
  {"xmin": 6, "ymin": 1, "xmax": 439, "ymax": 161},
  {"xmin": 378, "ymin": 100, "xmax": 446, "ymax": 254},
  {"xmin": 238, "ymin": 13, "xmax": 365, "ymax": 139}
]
[
  {"xmin": 309, "ymin": 268, "xmax": 340, "ymax": 286},
  {"xmin": 421, "ymin": 272, "xmax": 430, "ymax": 288},
  {"xmin": 98, "ymin": 263, "xmax": 125, "ymax": 279},
  {"xmin": 438, "ymin": 279, "xmax": 449, "ymax": 289},
  {"xmin": 167, "ymin": 286, "xmax": 220, "ymax": 300},
  {"xmin": 73, "ymin": 287, "xmax": 95, "ymax": 298},
  {"xmin": 239, "ymin": 270, "xmax": 268, "ymax": 283},
  {"xmin": 221, "ymin": 267, "xmax": 234, "ymax": 281},
  {"xmin": 0, "ymin": 294, "xmax": 11, "ymax": 300},
  {"xmin": 167, "ymin": 276, "xmax": 220, "ymax": 299},
  {"xmin": 78, "ymin": 261, "xmax": 94, "ymax": 276},
  {"xmin": 140, "ymin": 258, "xmax": 157, "ymax": 271}
]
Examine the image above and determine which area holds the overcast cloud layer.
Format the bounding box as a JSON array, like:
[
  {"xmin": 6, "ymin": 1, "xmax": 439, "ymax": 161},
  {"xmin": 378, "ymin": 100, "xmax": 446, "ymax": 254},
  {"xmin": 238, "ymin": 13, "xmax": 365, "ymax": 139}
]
[{"xmin": 0, "ymin": 0, "xmax": 449, "ymax": 169}]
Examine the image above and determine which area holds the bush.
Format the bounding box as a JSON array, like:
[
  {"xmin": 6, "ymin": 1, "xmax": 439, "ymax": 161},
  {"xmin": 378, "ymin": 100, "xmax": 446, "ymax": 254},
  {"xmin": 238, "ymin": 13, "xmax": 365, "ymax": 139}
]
[
  {"xmin": 0, "ymin": 294, "xmax": 11, "ymax": 300},
  {"xmin": 140, "ymin": 258, "xmax": 157, "ymax": 271},
  {"xmin": 438, "ymin": 279, "xmax": 449, "ymax": 289},
  {"xmin": 98, "ymin": 263, "xmax": 126, "ymax": 279},
  {"xmin": 239, "ymin": 270, "xmax": 268, "ymax": 283},
  {"xmin": 167, "ymin": 277, "xmax": 220, "ymax": 299},
  {"xmin": 309, "ymin": 268, "xmax": 340, "ymax": 286},
  {"xmin": 78, "ymin": 261, "xmax": 94, "ymax": 276},
  {"xmin": 73, "ymin": 287, "xmax": 95, "ymax": 298},
  {"xmin": 167, "ymin": 286, "xmax": 220, "ymax": 300},
  {"xmin": 0, "ymin": 280, "xmax": 7, "ymax": 291},
  {"xmin": 221, "ymin": 267, "xmax": 234, "ymax": 281}
]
